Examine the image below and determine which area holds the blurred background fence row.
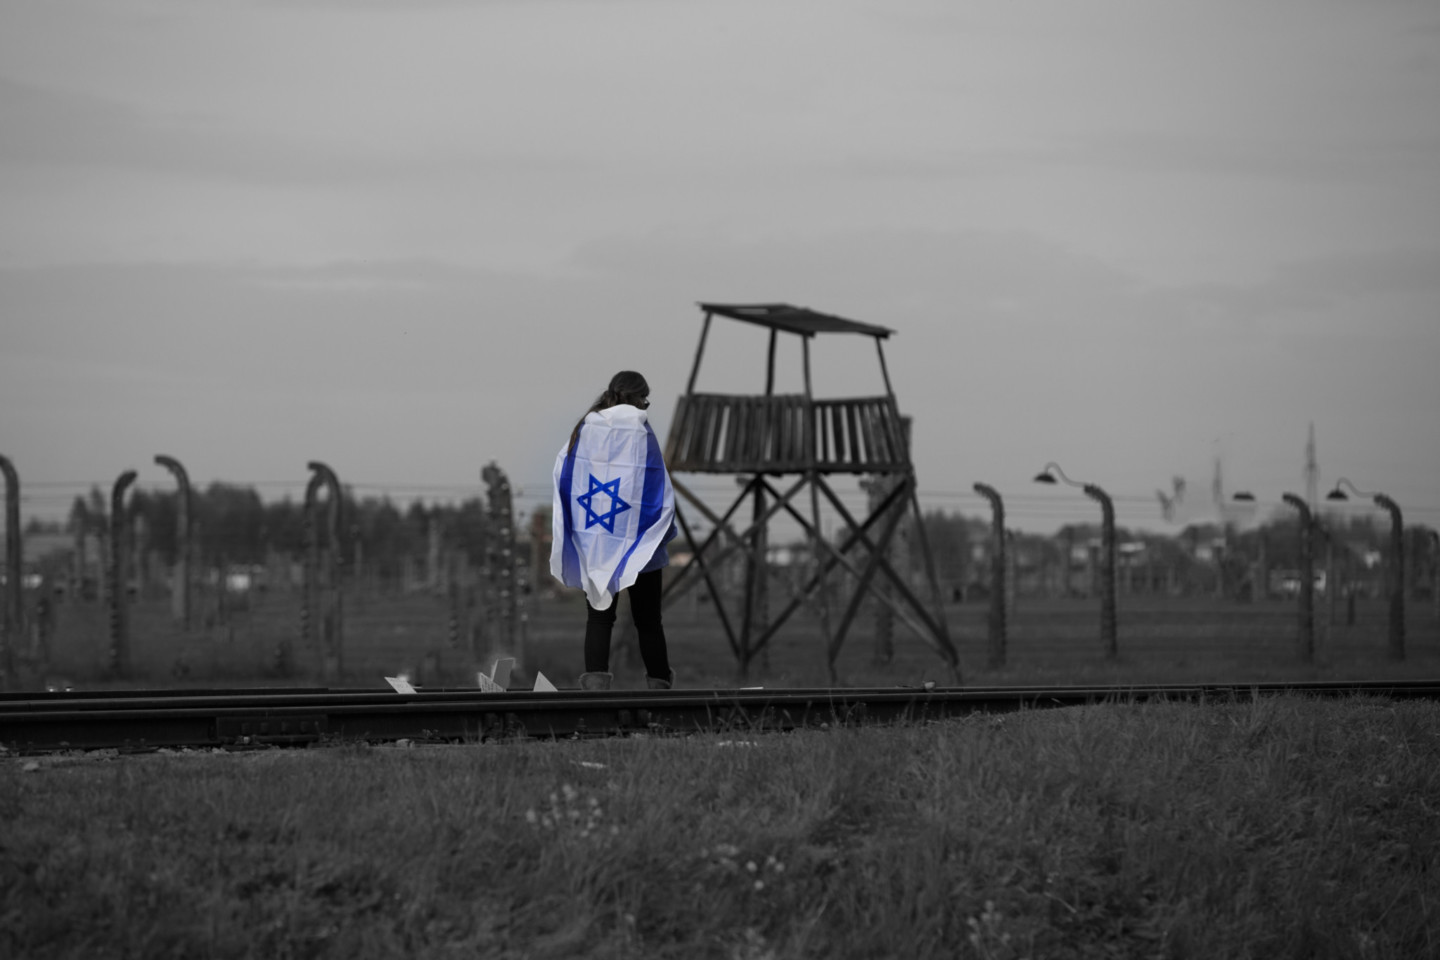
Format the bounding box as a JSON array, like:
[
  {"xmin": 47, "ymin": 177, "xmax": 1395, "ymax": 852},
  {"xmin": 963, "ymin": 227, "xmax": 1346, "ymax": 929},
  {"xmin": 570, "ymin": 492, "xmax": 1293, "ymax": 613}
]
[{"xmin": 1, "ymin": 454, "xmax": 1437, "ymax": 691}]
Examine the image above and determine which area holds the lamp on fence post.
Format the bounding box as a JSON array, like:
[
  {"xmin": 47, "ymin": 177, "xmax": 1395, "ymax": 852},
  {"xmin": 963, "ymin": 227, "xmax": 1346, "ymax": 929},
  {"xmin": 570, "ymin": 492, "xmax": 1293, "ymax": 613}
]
[
  {"xmin": 1327, "ymin": 479, "xmax": 1405, "ymax": 660},
  {"xmin": 972, "ymin": 483, "xmax": 1006, "ymax": 668},
  {"xmin": 1034, "ymin": 463, "xmax": 1117, "ymax": 658},
  {"xmin": 1280, "ymin": 493, "xmax": 1316, "ymax": 663}
]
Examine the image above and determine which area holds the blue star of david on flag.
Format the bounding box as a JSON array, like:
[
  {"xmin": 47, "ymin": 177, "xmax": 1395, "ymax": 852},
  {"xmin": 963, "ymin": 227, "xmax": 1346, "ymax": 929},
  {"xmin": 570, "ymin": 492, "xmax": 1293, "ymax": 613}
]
[{"xmin": 576, "ymin": 474, "xmax": 631, "ymax": 533}]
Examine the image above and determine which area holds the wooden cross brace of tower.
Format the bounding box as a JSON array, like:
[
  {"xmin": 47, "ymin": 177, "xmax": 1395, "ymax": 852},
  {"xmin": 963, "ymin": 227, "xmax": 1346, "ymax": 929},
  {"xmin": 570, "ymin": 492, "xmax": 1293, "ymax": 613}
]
[{"xmin": 661, "ymin": 303, "xmax": 960, "ymax": 683}]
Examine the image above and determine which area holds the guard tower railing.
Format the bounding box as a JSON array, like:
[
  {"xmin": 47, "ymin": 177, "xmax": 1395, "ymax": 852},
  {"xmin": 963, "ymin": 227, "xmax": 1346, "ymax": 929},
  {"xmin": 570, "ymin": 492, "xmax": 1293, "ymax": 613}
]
[{"xmin": 666, "ymin": 392, "xmax": 910, "ymax": 475}]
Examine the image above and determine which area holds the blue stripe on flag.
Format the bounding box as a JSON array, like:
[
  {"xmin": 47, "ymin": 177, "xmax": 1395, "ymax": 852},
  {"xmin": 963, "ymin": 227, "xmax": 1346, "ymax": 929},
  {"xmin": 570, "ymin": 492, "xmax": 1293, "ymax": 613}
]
[
  {"xmin": 558, "ymin": 433, "xmax": 583, "ymax": 586},
  {"xmin": 608, "ymin": 422, "xmax": 668, "ymax": 596}
]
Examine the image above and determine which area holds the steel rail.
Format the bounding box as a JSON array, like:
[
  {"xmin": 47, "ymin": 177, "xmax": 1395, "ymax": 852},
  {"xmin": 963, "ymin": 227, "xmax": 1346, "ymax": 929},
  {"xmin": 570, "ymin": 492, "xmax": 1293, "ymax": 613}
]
[{"xmin": 2, "ymin": 680, "xmax": 1438, "ymax": 754}]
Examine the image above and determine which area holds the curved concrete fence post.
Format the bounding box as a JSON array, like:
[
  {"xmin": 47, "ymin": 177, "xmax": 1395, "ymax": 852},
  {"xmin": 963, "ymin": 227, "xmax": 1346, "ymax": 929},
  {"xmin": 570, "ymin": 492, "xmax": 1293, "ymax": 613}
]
[
  {"xmin": 304, "ymin": 461, "xmax": 345, "ymax": 681},
  {"xmin": 972, "ymin": 482, "xmax": 1007, "ymax": 669},
  {"xmin": 1034, "ymin": 463, "xmax": 1118, "ymax": 660},
  {"xmin": 1281, "ymin": 493, "xmax": 1316, "ymax": 663},
  {"xmin": 153, "ymin": 455, "xmax": 192, "ymax": 629},
  {"xmin": 0, "ymin": 455, "xmax": 20, "ymax": 688},
  {"xmin": 109, "ymin": 470, "xmax": 138, "ymax": 677}
]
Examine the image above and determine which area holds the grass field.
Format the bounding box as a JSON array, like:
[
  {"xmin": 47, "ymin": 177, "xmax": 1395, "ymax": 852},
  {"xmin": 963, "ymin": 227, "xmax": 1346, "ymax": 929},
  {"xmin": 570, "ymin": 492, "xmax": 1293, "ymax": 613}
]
[
  {"xmin": 3, "ymin": 695, "xmax": 1437, "ymax": 958},
  {"xmin": 22, "ymin": 584, "xmax": 1440, "ymax": 692}
]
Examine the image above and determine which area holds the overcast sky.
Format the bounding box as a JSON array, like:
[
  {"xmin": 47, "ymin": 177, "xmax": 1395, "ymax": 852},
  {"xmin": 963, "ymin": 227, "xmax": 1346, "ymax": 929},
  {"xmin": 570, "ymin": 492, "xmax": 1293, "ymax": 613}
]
[{"xmin": 2, "ymin": 0, "xmax": 1437, "ymax": 536}]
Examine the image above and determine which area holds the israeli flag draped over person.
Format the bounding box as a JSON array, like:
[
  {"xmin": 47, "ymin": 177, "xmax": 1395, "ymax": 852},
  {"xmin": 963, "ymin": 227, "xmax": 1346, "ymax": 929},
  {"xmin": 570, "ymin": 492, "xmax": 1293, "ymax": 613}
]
[{"xmin": 551, "ymin": 403, "xmax": 677, "ymax": 611}]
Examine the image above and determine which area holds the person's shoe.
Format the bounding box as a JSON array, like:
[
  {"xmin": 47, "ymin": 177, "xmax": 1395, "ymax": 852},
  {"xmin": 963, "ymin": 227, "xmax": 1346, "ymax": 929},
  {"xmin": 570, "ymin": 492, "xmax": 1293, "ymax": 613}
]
[
  {"xmin": 646, "ymin": 670, "xmax": 675, "ymax": 690},
  {"xmin": 578, "ymin": 671, "xmax": 613, "ymax": 691}
]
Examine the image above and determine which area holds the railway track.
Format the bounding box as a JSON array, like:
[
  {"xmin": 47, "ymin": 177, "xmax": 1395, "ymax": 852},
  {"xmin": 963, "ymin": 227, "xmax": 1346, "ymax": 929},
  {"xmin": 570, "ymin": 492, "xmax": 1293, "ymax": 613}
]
[{"xmin": 2, "ymin": 679, "xmax": 1438, "ymax": 755}]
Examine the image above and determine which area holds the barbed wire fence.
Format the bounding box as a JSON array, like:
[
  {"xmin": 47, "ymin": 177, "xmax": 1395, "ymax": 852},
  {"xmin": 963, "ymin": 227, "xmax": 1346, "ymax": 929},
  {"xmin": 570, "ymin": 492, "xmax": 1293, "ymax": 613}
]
[{"xmin": 1, "ymin": 460, "xmax": 1437, "ymax": 691}]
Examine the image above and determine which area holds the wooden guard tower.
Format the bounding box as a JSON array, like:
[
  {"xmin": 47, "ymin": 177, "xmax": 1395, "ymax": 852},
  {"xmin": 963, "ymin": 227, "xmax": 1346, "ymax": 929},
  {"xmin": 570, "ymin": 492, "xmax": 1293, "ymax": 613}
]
[{"xmin": 662, "ymin": 303, "xmax": 960, "ymax": 683}]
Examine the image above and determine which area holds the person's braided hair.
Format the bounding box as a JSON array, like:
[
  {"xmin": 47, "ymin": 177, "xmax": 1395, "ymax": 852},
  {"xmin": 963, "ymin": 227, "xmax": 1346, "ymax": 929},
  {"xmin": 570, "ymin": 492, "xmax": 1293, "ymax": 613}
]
[{"xmin": 569, "ymin": 370, "xmax": 650, "ymax": 452}]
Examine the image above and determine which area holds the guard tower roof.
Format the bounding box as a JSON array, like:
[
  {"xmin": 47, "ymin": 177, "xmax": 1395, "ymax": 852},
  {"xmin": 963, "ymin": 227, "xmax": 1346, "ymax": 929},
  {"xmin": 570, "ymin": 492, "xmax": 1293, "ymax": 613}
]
[{"xmin": 698, "ymin": 302, "xmax": 893, "ymax": 339}]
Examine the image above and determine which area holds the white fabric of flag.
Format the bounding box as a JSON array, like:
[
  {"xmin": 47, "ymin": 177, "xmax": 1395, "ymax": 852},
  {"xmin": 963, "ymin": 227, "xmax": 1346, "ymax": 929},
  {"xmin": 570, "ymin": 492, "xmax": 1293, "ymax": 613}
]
[{"xmin": 550, "ymin": 404, "xmax": 676, "ymax": 610}]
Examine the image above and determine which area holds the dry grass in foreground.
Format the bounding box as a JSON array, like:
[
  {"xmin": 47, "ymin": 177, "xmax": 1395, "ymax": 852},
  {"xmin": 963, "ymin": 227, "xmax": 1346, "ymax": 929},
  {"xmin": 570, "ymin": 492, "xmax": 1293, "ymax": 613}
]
[{"xmin": 3, "ymin": 696, "xmax": 1438, "ymax": 959}]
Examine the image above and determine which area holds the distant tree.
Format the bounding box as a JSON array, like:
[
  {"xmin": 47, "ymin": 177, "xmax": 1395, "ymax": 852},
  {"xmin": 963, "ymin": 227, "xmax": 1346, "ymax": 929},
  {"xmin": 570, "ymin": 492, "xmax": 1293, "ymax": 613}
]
[
  {"xmin": 1053, "ymin": 522, "xmax": 1103, "ymax": 553},
  {"xmin": 1133, "ymin": 530, "xmax": 1191, "ymax": 569},
  {"xmin": 405, "ymin": 500, "xmax": 430, "ymax": 540},
  {"xmin": 1178, "ymin": 522, "xmax": 1224, "ymax": 555},
  {"xmin": 908, "ymin": 509, "xmax": 972, "ymax": 589},
  {"xmin": 128, "ymin": 489, "xmax": 178, "ymax": 565},
  {"xmin": 348, "ymin": 496, "xmax": 420, "ymax": 581},
  {"xmin": 195, "ymin": 483, "xmax": 267, "ymax": 567},
  {"xmin": 528, "ymin": 504, "xmax": 552, "ymax": 543},
  {"xmin": 67, "ymin": 490, "xmax": 107, "ymax": 540},
  {"xmin": 23, "ymin": 516, "xmax": 63, "ymax": 536},
  {"xmin": 448, "ymin": 498, "xmax": 490, "ymax": 567},
  {"xmin": 87, "ymin": 486, "xmax": 106, "ymax": 522}
]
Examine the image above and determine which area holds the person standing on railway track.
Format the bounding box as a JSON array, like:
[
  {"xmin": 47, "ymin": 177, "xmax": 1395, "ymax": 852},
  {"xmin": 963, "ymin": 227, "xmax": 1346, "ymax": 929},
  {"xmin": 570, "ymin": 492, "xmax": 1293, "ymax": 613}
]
[{"xmin": 551, "ymin": 370, "xmax": 678, "ymax": 691}]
